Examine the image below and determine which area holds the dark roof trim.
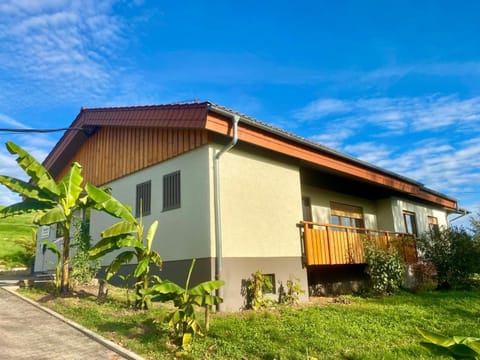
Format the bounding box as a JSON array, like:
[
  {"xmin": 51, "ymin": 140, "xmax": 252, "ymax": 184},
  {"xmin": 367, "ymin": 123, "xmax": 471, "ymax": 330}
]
[
  {"xmin": 207, "ymin": 103, "xmax": 458, "ymax": 204},
  {"xmin": 42, "ymin": 101, "xmax": 457, "ymax": 207}
]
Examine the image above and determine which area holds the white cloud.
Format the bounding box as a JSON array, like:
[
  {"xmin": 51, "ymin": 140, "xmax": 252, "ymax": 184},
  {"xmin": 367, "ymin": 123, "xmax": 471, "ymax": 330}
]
[
  {"xmin": 0, "ymin": 0, "xmax": 126, "ymax": 107},
  {"xmin": 296, "ymin": 94, "xmax": 480, "ymax": 134},
  {"xmin": 296, "ymin": 99, "xmax": 351, "ymax": 120},
  {"xmin": 294, "ymin": 94, "xmax": 480, "ymax": 211}
]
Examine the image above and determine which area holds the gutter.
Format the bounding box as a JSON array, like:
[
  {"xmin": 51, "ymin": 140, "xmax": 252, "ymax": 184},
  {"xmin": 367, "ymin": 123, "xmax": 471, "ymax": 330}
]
[
  {"xmin": 449, "ymin": 207, "xmax": 471, "ymax": 223},
  {"xmin": 211, "ymin": 106, "xmax": 240, "ymax": 311}
]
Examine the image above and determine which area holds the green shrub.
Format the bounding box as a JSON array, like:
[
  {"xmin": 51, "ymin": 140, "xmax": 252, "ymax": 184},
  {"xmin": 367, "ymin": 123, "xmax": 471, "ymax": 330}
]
[
  {"xmin": 410, "ymin": 261, "xmax": 437, "ymax": 293},
  {"xmin": 417, "ymin": 226, "xmax": 480, "ymax": 289},
  {"xmin": 279, "ymin": 275, "xmax": 305, "ymax": 305},
  {"xmin": 364, "ymin": 242, "xmax": 405, "ymax": 296}
]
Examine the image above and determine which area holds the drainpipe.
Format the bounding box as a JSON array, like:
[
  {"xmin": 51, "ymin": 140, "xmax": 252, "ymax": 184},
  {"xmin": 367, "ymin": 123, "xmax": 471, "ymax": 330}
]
[
  {"xmin": 449, "ymin": 208, "xmax": 470, "ymax": 223},
  {"xmin": 213, "ymin": 112, "xmax": 239, "ymax": 311}
]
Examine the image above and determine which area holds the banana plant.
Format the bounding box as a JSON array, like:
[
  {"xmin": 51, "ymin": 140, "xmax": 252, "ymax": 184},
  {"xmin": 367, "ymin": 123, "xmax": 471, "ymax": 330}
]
[
  {"xmin": 418, "ymin": 328, "xmax": 480, "ymax": 359},
  {"xmin": 87, "ymin": 184, "xmax": 162, "ymax": 309},
  {"xmin": 145, "ymin": 259, "xmax": 225, "ymax": 349},
  {"xmin": 0, "ymin": 141, "xmax": 87, "ymax": 293}
]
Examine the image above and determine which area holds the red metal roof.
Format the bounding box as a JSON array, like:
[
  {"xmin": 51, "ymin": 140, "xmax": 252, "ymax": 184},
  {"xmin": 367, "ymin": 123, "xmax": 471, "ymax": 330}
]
[{"xmin": 78, "ymin": 102, "xmax": 209, "ymax": 128}]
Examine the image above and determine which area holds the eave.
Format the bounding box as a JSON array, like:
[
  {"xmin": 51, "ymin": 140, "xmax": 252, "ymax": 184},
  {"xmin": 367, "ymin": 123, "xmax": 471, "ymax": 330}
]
[{"xmin": 42, "ymin": 101, "xmax": 459, "ymax": 211}]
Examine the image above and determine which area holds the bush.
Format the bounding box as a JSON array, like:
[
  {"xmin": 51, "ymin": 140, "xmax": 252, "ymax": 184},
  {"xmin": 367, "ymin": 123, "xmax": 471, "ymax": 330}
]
[
  {"xmin": 411, "ymin": 262, "xmax": 437, "ymax": 293},
  {"xmin": 417, "ymin": 226, "xmax": 480, "ymax": 289},
  {"xmin": 279, "ymin": 275, "xmax": 305, "ymax": 305},
  {"xmin": 364, "ymin": 242, "xmax": 405, "ymax": 296}
]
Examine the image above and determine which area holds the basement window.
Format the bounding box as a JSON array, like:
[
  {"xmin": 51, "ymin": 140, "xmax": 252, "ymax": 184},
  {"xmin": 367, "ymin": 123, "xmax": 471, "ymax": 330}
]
[
  {"xmin": 163, "ymin": 171, "xmax": 181, "ymax": 211},
  {"xmin": 263, "ymin": 273, "xmax": 276, "ymax": 294},
  {"xmin": 136, "ymin": 181, "xmax": 151, "ymax": 217}
]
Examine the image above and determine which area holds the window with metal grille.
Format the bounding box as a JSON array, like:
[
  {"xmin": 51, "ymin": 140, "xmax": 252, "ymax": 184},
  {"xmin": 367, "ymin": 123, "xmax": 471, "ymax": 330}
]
[
  {"xmin": 136, "ymin": 181, "xmax": 151, "ymax": 217},
  {"xmin": 163, "ymin": 171, "xmax": 181, "ymax": 211}
]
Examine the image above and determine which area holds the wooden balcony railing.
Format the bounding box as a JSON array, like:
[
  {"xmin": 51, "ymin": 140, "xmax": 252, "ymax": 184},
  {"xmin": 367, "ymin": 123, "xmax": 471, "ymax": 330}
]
[{"xmin": 300, "ymin": 221, "xmax": 417, "ymax": 266}]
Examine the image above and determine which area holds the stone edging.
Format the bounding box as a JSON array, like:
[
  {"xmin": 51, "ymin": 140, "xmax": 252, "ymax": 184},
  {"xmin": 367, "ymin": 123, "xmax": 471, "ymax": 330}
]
[{"xmin": 2, "ymin": 286, "xmax": 145, "ymax": 360}]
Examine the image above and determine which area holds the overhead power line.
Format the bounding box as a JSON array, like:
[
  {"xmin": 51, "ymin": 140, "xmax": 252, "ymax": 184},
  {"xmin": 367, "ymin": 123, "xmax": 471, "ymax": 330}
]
[{"xmin": 0, "ymin": 127, "xmax": 83, "ymax": 133}]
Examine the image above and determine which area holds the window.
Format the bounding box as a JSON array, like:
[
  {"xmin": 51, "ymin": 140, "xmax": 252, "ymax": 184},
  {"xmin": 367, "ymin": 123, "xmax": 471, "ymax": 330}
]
[
  {"xmin": 428, "ymin": 216, "xmax": 439, "ymax": 235},
  {"xmin": 302, "ymin": 197, "xmax": 313, "ymax": 222},
  {"xmin": 163, "ymin": 171, "xmax": 181, "ymax": 211},
  {"xmin": 136, "ymin": 181, "xmax": 151, "ymax": 217},
  {"xmin": 403, "ymin": 211, "xmax": 418, "ymax": 236},
  {"xmin": 330, "ymin": 202, "xmax": 365, "ymax": 229},
  {"xmin": 55, "ymin": 222, "xmax": 64, "ymax": 238},
  {"xmin": 263, "ymin": 273, "xmax": 276, "ymax": 294}
]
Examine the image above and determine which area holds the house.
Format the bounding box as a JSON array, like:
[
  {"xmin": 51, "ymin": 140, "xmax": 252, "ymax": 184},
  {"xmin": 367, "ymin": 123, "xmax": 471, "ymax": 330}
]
[{"xmin": 33, "ymin": 102, "xmax": 462, "ymax": 310}]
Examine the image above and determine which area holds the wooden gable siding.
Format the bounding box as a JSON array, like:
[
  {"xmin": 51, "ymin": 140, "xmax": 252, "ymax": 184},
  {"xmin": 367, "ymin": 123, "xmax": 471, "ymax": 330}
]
[{"xmin": 55, "ymin": 127, "xmax": 209, "ymax": 185}]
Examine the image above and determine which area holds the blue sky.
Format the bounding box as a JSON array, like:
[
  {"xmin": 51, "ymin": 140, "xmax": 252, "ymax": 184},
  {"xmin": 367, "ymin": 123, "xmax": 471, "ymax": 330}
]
[{"xmin": 0, "ymin": 0, "xmax": 479, "ymax": 226}]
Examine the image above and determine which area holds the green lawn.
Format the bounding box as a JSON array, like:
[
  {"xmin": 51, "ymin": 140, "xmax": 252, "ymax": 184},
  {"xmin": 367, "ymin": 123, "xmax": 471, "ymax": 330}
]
[
  {"xmin": 19, "ymin": 286, "xmax": 480, "ymax": 359},
  {"xmin": 0, "ymin": 208, "xmax": 36, "ymax": 269}
]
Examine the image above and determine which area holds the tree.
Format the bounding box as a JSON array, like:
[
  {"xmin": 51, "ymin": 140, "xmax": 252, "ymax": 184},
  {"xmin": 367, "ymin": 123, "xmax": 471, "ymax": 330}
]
[
  {"xmin": 87, "ymin": 184, "xmax": 162, "ymax": 309},
  {"xmin": 0, "ymin": 141, "xmax": 86, "ymax": 292},
  {"xmin": 417, "ymin": 226, "xmax": 480, "ymax": 289},
  {"xmin": 470, "ymin": 212, "xmax": 480, "ymax": 239}
]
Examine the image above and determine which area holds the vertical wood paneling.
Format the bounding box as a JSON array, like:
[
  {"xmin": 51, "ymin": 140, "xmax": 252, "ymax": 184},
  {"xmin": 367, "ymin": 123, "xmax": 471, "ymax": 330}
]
[
  {"xmin": 55, "ymin": 127, "xmax": 209, "ymax": 185},
  {"xmin": 303, "ymin": 222, "xmax": 417, "ymax": 266}
]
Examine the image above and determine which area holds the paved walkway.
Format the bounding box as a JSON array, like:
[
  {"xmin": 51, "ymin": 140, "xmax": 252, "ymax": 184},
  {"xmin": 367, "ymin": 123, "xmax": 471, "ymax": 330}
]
[{"xmin": 0, "ymin": 286, "xmax": 129, "ymax": 360}]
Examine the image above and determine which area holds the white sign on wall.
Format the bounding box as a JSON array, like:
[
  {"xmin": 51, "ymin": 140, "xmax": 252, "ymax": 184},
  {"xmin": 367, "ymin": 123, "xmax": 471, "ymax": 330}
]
[{"xmin": 40, "ymin": 226, "xmax": 50, "ymax": 239}]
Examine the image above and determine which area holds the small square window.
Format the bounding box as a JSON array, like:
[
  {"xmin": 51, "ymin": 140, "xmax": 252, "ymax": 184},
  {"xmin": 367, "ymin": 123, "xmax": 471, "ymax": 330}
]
[
  {"xmin": 163, "ymin": 171, "xmax": 181, "ymax": 211},
  {"xmin": 136, "ymin": 181, "xmax": 151, "ymax": 217},
  {"xmin": 263, "ymin": 273, "xmax": 276, "ymax": 294}
]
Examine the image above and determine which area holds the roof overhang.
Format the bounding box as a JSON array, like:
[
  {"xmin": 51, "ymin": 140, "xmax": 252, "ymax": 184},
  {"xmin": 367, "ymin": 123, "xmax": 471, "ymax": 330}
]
[{"xmin": 42, "ymin": 101, "xmax": 459, "ymax": 211}]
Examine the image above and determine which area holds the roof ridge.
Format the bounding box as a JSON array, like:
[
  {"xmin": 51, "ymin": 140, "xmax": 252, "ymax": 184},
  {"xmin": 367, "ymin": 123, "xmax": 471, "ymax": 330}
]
[{"xmin": 80, "ymin": 101, "xmax": 211, "ymax": 112}]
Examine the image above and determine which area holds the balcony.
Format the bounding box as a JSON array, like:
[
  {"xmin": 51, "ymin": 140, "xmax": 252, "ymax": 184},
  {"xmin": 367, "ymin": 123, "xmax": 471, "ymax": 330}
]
[{"xmin": 300, "ymin": 221, "xmax": 417, "ymax": 266}]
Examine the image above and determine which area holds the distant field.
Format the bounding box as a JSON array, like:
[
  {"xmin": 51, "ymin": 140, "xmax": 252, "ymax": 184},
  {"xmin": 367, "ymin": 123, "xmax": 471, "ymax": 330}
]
[{"xmin": 0, "ymin": 207, "xmax": 37, "ymax": 269}]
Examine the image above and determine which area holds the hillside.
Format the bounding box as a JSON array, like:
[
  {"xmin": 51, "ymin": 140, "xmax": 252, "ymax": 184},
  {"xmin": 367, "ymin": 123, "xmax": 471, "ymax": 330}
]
[{"xmin": 0, "ymin": 206, "xmax": 37, "ymax": 269}]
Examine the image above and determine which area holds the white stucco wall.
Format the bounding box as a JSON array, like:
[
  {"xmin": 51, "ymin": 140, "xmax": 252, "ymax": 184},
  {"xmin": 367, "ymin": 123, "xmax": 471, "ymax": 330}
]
[
  {"xmin": 217, "ymin": 147, "xmax": 303, "ymax": 258},
  {"xmin": 301, "ymin": 185, "xmax": 379, "ymax": 230},
  {"xmin": 34, "ymin": 224, "xmax": 62, "ymax": 272},
  {"xmin": 391, "ymin": 198, "xmax": 449, "ymax": 234},
  {"xmin": 89, "ymin": 145, "xmax": 212, "ymax": 264}
]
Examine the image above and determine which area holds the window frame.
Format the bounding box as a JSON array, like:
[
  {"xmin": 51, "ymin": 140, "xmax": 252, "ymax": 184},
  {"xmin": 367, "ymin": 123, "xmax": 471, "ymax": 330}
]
[
  {"xmin": 163, "ymin": 170, "xmax": 181, "ymax": 211},
  {"xmin": 302, "ymin": 196, "xmax": 313, "ymax": 222},
  {"xmin": 428, "ymin": 216, "xmax": 440, "ymax": 235},
  {"xmin": 135, "ymin": 180, "xmax": 152, "ymax": 217},
  {"xmin": 403, "ymin": 211, "xmax": 418, "ymax": 236},
  {"xmin": 330, "ymin": 202, "xmax": 365, "ymax": 230}
]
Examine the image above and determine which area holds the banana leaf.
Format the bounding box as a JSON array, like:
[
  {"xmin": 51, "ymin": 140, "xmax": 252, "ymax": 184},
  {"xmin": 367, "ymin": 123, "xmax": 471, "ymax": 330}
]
[
  {"xmin": 58, "ymin": 162, "xmax": 83, "ymax": 214},
  {"xmin": 6, "ymin": 141, "xmax": 60, "ymax": 197},
  {"xmin": 0, "ymin": 176, "xmax": 56, "ymax": 204},
  {"xmin": 86, "ymin": 184, "xmax": 137, "ymax": 224}
]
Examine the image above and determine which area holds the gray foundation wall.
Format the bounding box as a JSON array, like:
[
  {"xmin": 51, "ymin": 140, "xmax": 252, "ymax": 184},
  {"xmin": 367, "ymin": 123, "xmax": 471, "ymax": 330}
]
[
  {"xmin": 101, "ymin": 256, "xmax": 308, "ymax": 312},
  {"xmin": 221, "ymin": 256, "xmax": 308, "ymax": 311}
]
